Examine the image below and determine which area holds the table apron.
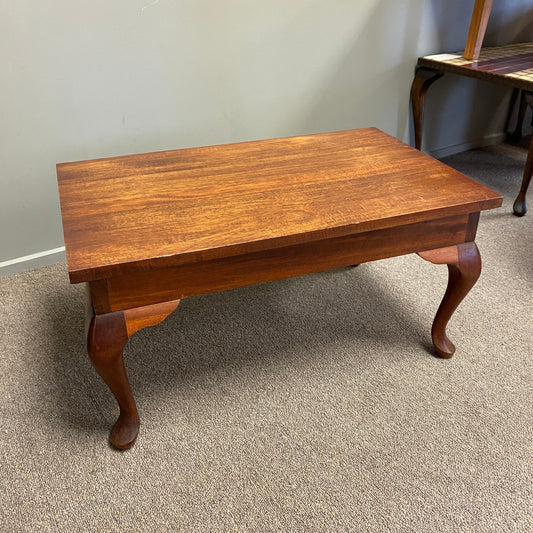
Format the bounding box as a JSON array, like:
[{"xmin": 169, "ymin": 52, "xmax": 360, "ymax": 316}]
[{"xmin": 91, "ymin": 213, "xmax": 476, "ymax": 313}]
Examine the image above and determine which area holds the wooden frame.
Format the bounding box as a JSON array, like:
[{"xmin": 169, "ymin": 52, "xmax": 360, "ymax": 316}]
[{"xmin": 464, "ymin": 0, "xmax": 494, "ymax": 60}]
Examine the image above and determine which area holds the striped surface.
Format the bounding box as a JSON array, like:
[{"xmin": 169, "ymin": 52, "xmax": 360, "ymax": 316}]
[{"xmin": 419, "ymin": 42, "xmax": 533, "ymax": 90}]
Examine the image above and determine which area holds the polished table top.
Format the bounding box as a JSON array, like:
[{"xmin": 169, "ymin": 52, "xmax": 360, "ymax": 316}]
[{"xmin": 57, "ymin": 128, "xmax": 502, "ymax": 284}]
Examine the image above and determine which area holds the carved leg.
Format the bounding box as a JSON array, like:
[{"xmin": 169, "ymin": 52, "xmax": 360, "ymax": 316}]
[
  {"xmin": 87, "ymin": 310, "xmax": 138, "ymax": 449},
  {"xmin": 86, "ymin": 293, "xmax": 180, "ymax": 450},
  {"xmin": 513, "ymin": 96, "xmax": 533, "ymax": 216},
  {"xmin": 418, "ymin": 242, "xmax": 481, "ymax": 359},
  {"xmin": 513, "ymin": 135, "xmax": 533, "ymax": 216},
  {"xmin": 410, "ymin": 67, "xmax": 444, "ymax": 150}
]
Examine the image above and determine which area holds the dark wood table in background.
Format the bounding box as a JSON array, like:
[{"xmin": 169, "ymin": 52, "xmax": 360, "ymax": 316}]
[
  {"xmin": 411, "ymin": 42, "xmax": 533, "ymax": 215},
  {"xmin": 57, "ymin": 128, "xmax": 502, "ymax": 450}
]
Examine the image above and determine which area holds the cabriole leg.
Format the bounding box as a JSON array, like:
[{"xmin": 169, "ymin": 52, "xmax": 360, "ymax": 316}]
[
  {"xmin": 87, "ymin": 309, "xmax": 140, "ymax": 450},
  {"xmin": 418, "ymin": 242, "xmax": 481, "ymax": 358},
  {"xmin": 513, "ymin": 130, "xmax": 533, "ymax": 217},
  {"xmin": 86, "ymin": 291, "xmax": 180, "ymax": 450},
  {"xmin": 410, "ymin": 67, "xmax": 444, "ymax": 150}
]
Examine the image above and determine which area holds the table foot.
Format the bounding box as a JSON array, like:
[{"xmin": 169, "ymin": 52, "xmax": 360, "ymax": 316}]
[
  {"xmin": 512, "ymin": 92, "xmax": 533, "ymax": 217},
  {"xmin": 410, "ymin": 67, "xmax": 444, "ymax": 150},
  {"xmin": 513, "ymin": 195, "xmax": 528, "ymax": 216},
  {"xmin": 87, "ymin": 310, "xmax": 140, "ymax": 449},
  {"xmin": 86, "ymin": 295, "xmax": 180, "ymax": 449},
  {"xmin": 418, "ymin": 242, "xmax": 481, "ymax": 358},
  {"xmin": 513, "ymin": 129, "xmax": 533, "ymax": 217}
]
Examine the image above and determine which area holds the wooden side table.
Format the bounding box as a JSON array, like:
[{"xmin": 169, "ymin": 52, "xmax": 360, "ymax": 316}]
[
  {"xmin": 57, "ymin": 128, "xmax": 502, "ymax": 449},
  {"xmin": 411, "ymin": 42, "xmax": 533, "ymax": 215}
]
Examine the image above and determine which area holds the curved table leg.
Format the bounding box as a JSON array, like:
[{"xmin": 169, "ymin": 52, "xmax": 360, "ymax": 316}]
[
  {"xmin": 410, "ymin": 67, "xmax": 444, "ymax": 150},
  {"xmin": 513, "ymin": 129, "xmax": 533, "ymax": 217},
  {"xmin": 418, "ymin": 242, "xmax": 481, "ymax": 359},
  {"xmin": 86, "ymin": 297, "xmax": 180, "ymax": 450}
]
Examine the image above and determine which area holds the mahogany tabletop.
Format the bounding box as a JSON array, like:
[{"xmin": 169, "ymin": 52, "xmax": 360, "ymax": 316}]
[{"xmin": 57, "ymin": 128, "xmax": 502, "ymax": 284}]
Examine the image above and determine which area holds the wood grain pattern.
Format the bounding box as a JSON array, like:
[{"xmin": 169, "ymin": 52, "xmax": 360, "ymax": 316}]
[
  {"xmin": 57, "ymin": 128, "xmax": 502, "ymax": 284},
  {"xmin": 124, "ymin": 299, "xmax": 180, "ymax": 336},
  {"xmin": 418, "ymin": 43, "xmax": 533, "ymax": 92},
  {"xmin": 472, "ymin": 52, "xmax": 533, "ymax": 74},
  {"xmin": 464, "ymin": 0, "xmax": 493, "ymax": 61},
  {"xmin": 100, "ymin": 215, "xmax": 472, "ymax": 312}
]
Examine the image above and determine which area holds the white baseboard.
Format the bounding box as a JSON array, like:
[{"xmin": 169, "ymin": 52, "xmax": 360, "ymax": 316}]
[
  {"xmin": 0, "ymin": 247, "xmax": 66, "ymax": 278},
  {"xmin": 429, "ymin": 132, "xmax": 507, "ymax": 159}
]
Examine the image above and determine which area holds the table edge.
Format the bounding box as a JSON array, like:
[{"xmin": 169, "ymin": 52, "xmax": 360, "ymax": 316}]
[
  {"xmin": 67, "ymin": 199, "xmax": 502, "ymax": 284},
  {"xmin": 417, "ymin": 51, "xmax": 533, "ymax": 92}
]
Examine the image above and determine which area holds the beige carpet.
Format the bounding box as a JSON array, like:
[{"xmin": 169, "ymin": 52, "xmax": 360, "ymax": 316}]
[{"xmin": 0, "ymin": 143, "xmax": 531, "ymax": 532}]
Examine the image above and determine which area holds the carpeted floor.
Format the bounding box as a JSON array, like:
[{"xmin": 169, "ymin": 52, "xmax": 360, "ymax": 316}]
[{"xmin": 0, "ymin": 143, "xmax": 532, "ymax": 532}]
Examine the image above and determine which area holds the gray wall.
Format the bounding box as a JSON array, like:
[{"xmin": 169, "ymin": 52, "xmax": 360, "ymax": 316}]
[{"xmin": 1, "ymin": 0, "xmax": 532, "ymax": 272}]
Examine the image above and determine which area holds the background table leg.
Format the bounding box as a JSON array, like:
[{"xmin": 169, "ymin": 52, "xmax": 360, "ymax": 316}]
[
  {"xmin": 464, "ymin": 0, "xmax": 493, "ymax": 60},
  {"xmin": 513, "ymin": 105, "xmax": 533, "ymax": 216},
  {"xmin": 410, "ymin": 67, "xmax": 444, "ymax": 150}
]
